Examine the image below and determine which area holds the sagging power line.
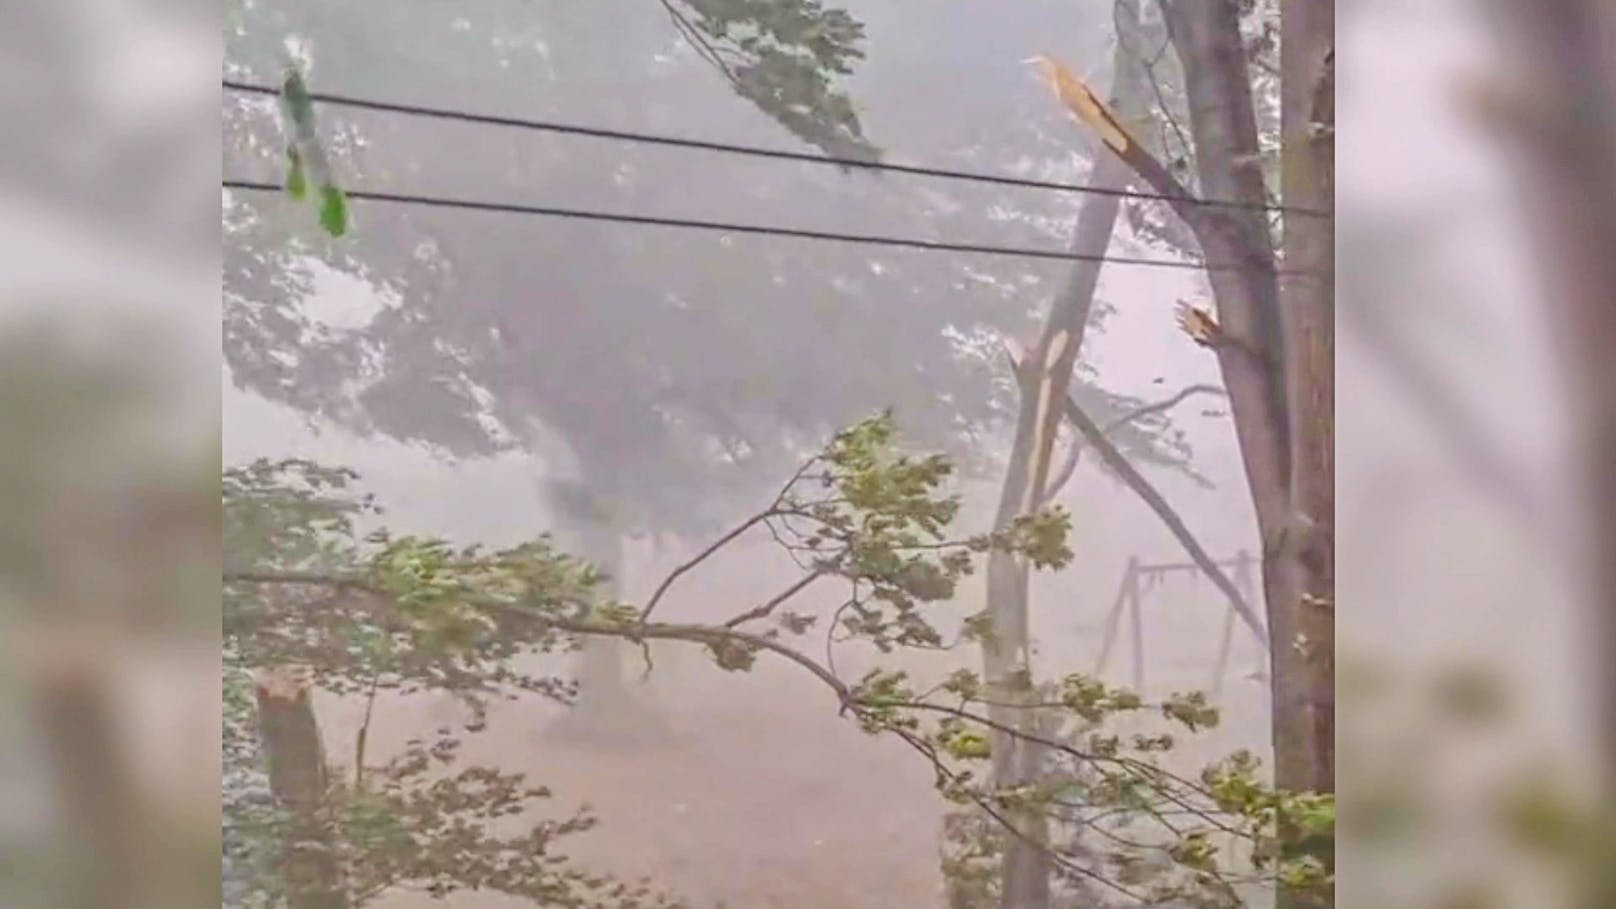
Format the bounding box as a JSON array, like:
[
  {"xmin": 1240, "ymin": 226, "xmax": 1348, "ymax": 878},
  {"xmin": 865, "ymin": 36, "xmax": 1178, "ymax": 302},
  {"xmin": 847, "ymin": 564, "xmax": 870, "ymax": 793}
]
[
  {"xmin": 223, "ymin": 79, "xmax": 1331, "ymax": 220},
  {"xmin": 223, "ymin": 178, "xmax": 1322, "ymax": 274}
]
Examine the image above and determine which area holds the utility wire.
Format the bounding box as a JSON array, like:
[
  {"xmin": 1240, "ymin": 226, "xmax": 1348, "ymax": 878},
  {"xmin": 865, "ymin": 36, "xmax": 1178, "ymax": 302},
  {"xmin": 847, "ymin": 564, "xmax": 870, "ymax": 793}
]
[
  {"xmin": 224, "ymin": 178, "xmax": 1319, "ymax": 275},
  {"xmin": 223, "ymin": 79, "xmax": 1331, "ymax": 219}
]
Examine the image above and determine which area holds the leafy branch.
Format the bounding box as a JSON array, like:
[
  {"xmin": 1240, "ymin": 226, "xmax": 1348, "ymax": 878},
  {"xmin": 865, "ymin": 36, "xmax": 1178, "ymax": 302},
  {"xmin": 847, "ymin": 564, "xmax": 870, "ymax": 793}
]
[{"xmin": 224, "ymin": 413, "xmax": 1328, "ymax": 906}]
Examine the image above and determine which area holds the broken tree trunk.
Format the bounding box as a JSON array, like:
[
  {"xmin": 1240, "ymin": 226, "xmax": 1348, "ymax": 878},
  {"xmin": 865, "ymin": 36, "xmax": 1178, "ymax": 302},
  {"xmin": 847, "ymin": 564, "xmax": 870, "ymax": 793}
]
[
  {"xmin": 28, "ymin": 639, "xmax": 148, "ymax": 909},
  {"xmin": 254, "ymin": 666, "xmax": 347, "ymax": 909},
  {"xmin": 984, "ymin": 10, "xmax": 1150, "ymax": 907}
]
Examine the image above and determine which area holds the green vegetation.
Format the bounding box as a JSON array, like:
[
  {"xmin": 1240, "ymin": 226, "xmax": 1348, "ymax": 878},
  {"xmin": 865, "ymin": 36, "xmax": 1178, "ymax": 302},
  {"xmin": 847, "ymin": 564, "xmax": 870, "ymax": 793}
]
[{"xmin": 224, "ymin": 414, "xmax": 1331, "ymax": 907}]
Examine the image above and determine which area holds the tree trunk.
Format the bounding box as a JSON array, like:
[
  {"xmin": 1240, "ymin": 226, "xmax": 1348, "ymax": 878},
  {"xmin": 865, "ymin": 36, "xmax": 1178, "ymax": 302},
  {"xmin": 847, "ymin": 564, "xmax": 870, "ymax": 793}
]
[
  {"xmin": 983, "ymin": 12, "xmax": 1149, "ymax": 906},
  {"xmin": 546, "ymin": 498, "xmax": 668, "ymax": 746},
  {"xmin": 1040, "ymin": 5, "xmax": 1337, "ymax": 902},
  {"xmin": 1279, "ymin": 0, "xmax": 1335, "ymax": 798},
  {"xmin": 1158, "ymin": 0, "xmax": 1334, "ymax": 799},
  {"xmin": 1160, "ymin": 0, "xmax": 1291, "ymax": 532},
  {"xmin": 254, "ymin": 666, "xmax": 348, "ymax": 909}
]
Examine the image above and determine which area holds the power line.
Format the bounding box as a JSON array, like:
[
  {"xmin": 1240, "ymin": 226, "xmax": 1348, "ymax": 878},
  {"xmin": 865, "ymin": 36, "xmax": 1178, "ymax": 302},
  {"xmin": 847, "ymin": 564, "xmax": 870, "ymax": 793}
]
[
  {"xmin": 224, "ymin": 178, "xmax": 1318, "ymax": 275},
  {"xmin": 223, "ymin": 79, "xmax": 1331, "ymax": 220}
]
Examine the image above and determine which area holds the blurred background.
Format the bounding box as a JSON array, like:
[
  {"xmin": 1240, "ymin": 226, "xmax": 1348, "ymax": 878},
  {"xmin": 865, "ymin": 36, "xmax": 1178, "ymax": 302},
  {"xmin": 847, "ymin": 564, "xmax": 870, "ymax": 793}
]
[{"xmin": 1, "ymin": 0, "xmax": 1613, "ymax": 907}]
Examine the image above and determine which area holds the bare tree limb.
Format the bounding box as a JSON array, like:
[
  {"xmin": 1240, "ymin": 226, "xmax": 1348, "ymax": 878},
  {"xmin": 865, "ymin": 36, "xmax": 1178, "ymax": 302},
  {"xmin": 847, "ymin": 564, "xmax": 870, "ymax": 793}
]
[
  {"xmin": 722, "ymin": 569, "xmax": 827, "ymax": 628},
  {"xmin": 1059, "ymin": 393, "xmax": 1267, "ymax": 646},
  {"xmin": 1114, "ymin": 0, "xmax": 1193, "ymax": 172},
  {"xmin": 640, "ymin": 510, "xmax": 773, "ymax": 621},
  {"xmin": 658, "ymin": 0, "xmax": 739, "ymax": 86},
  {"xmin": 641, "ymin": 457, "xmax": 820, "ymax": 621},
  {"xmin": 1041, "ymin": 383, "xmax": 1225, "ymax": 504}
]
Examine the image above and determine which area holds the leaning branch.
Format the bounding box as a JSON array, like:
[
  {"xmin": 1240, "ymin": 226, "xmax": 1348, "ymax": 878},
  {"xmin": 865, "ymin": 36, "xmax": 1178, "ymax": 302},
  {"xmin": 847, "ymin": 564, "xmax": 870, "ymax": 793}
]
[
  {"xmin": 225, "ymin": 567, "xmax": 1243, "ymax": 800},
  {"xmin": 658, "ymin": 0, "xmax": 739, "ymax": 86},
  {"xmin": 1059, "ymin": 394, "xmax": 1268, "ymax": 647},
  {"xmin": 1041, "ymin": 383, "xmax": 1225, "ymax": 504}
]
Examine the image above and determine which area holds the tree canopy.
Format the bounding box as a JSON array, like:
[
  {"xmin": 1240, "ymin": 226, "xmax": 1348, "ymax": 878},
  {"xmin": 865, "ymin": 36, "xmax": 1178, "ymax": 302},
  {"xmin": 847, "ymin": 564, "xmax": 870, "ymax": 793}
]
[{"xmin": 223, "ymin": 0, "xmax": 1201, "ymax": 538}]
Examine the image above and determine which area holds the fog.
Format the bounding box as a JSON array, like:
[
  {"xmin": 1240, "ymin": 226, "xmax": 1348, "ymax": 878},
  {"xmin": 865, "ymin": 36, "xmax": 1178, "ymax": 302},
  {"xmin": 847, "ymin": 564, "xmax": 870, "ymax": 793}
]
[
  {"xmin": 220, "ymin": 2, "xmax": 1272, "ymax": 904},
  {"xmin": 5, "ymin": 0, "xmax": 1610, "ymax": 907}
]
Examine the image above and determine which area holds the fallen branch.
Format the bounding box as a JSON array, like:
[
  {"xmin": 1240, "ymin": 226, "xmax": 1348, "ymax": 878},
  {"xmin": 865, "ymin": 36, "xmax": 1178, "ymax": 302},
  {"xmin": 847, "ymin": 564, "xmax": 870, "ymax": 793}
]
[
  {"xmin": 1041, "ymin": 383, "xmax": 1225, "ymax": 504},
  {"xmin": 1059, "ymin": 394, "xmax": 1268, "ymax": 647}
]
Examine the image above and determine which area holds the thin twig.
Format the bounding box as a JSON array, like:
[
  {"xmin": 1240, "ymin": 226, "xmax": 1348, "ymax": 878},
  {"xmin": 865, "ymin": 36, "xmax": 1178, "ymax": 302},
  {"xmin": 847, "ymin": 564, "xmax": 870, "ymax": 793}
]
[
  {"xmin": 639, "ymin": 510, "xmax": 775, "ymax": 621},
  {"xmin": 722, "ymin": 569, "xmax": 828, "ymax": 628},
  {"xmin": 353, "ymin": 669, "xmax": 382, "ymax": 789},
  {"xmin": 1115, "ymin": 0, "xmax": 1193, "ymax": 169},
  {"xmin": 635, "ymin": 638, "xmax": 656, "ymax": 684},
  {"xmin": 824, "ymin": 588, "xmax": 861, "ymax": 683},
  {"xmin": 658, "ymin": 0, "xmax": 739, "ymax": 86}
]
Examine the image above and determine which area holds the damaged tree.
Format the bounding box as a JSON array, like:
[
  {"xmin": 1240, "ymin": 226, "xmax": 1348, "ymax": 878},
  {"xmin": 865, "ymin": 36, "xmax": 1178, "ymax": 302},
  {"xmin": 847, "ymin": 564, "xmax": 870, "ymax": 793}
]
[
  {"xmin": 981, "ymin": 4, "xmax": 1154, "ymax": 906},
  {"xmin": 254, "ymin": 666, "xmax": 347, "ymax": 909},
  {"xmin": 1037, "ymin": 0, "xmax": 1335, "ymax": 818}
]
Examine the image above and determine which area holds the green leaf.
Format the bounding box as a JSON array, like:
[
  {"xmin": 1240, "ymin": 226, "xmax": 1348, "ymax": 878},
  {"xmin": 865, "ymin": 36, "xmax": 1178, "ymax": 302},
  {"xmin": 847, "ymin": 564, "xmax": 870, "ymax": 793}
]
[
  {"xmin": 319, "ymin": 183, "xmax": 348, "ymax": 237},
  {"xmin": 941, "ymin": 729, "xmax": 991, "ymax": 761},
  {"xmin": 1161, "ymin": 689, "xmax": 1220, "ymax": 732},
  {"xmin": 593, "ymin": 602, "xmax": 642, "ymax": 627}
]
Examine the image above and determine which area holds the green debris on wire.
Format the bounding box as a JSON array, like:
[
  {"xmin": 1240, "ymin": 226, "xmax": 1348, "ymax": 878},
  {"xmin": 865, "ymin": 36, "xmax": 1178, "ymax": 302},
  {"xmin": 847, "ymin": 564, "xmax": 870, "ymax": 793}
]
[{"xmin": 279, "ymin": 65, "xmax": 348, "ymax": 237}]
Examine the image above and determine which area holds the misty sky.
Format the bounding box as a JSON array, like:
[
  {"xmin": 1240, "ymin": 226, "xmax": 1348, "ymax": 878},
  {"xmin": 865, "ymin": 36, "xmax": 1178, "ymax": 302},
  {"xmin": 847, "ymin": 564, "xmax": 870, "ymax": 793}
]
[{"xmin": 222, "ymin": 0, "xmax": 1254, "ymax": 579}]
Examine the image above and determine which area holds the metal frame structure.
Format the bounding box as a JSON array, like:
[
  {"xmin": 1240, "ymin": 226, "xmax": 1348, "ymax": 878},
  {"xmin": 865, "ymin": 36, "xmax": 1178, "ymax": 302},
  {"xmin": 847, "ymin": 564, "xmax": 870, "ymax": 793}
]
[{"xmin": 1093, "ymin": 550, "xmax": 1261, "ymax": 699}]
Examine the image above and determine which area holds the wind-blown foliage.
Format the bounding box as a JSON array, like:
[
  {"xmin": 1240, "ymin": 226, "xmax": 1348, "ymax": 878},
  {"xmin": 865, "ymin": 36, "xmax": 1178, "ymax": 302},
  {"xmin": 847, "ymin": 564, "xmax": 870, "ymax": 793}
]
[
  {"xmin": 223, "ymin": 414, "xmax": 1330, "ymax": 907},
  {"xmin": 668, "ymin": 0, "xmax": 877, "ymax": 160},
  {"xmin": 223, "ymin": 460, "xmax": 662, "ymax": 908}
]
